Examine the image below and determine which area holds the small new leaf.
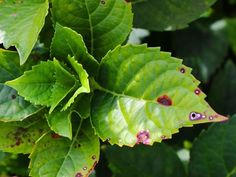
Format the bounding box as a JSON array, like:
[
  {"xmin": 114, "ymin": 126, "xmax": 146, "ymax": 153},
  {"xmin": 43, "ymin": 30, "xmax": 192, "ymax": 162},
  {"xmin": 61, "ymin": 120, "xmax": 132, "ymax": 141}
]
[{"xmin": 51, "ymin": 24, "xmax": 99, "ymax": 76}]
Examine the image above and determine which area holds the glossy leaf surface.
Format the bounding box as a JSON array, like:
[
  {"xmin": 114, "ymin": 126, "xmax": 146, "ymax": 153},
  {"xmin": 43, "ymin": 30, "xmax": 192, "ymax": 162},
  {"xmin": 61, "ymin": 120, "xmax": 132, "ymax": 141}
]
[
  {"xmin": 29, "ymin": 120, "xmax": 100, "ymax": 177},
  {"xmin": 52, "ymin": 0, "xmax": 133, "ymax": 59},
  {"xmin": 0, "ymin": 0, "xmax": 49, "ymax": 64},
  {"xmin": 91, "ymin": 44, "xmax": 227, "ymax": 147}
]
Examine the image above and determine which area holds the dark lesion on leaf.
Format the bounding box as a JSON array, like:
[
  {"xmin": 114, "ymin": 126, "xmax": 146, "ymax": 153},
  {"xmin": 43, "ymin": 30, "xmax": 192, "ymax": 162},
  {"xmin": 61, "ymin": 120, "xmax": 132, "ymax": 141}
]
[{"xmin": 157, "ymin": 95, "xmax": 172, "ymax": 106}]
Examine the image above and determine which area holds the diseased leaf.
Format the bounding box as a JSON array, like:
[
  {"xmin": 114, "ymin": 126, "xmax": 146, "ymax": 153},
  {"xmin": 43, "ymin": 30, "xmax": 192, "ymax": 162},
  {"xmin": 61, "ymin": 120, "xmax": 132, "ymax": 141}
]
[
  {"xmin": 51, "ymin": 24, "xmax": 99, "ymax": 76},
  {"xmin": 5, "ymin": 59, "xmax": 76, "ymax": 113},
  {"xmin": 106, "ymin": 143, "xmax": 186, "ymax": 177},
  {"xmin": 0, "ymin": 116, "xmax": 49, "ymax": 154},
  {"xmin": 52, "ymin": 0, "xmax": 133, "ymax": 59},
  {"xmin": 189, "ymin": 116, "xmax": 236, "ymax": 177},
  {"xmin": 62, "ymin": 56, "xmax": 90, "ymax": 111},
  {"xmin": 0, "ymin": 0, "xmax": 49, "ymax": 64},
  {"xmin": 172, "ymin": 20, "xmax": 228, "ymax": 83},
  {"xmin": 208, "ymin": 60, "xmax": 236, "ymax": 115},
  {"xmin": 47, "ymin": 108, "xmax": 73, "ymax": 139},
  {"xmin": 132, "ymin": 0, "xmax": 217, "ymax": 31},
  {"xmin": 91, "ymin": 44, "xmax": 228, "ymax": 147},
  {"xmin": 0, "ymin": 85, "xmax": 42, "ymax": 122},
  {"xmin": 29, "ymin": 120, "xmax": 100, "ymax": 177},
  {"xmin": 0, "ymin": 49, "xmax": 41, "ymax": 122}
]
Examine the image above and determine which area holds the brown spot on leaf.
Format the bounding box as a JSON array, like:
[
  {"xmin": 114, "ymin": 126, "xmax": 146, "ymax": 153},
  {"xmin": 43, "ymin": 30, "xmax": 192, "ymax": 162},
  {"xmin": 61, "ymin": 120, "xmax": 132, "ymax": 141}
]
[
  {"xmin": 51, "ymin": 133, "xmax": 61, "ymax": 139},
  {"xmin": 157, "ymin": 95, "xmax": 172, "ymax": 106},
  {"xmin": 11, "ymin": 94, "xmax": 16, "ymax": 99}
]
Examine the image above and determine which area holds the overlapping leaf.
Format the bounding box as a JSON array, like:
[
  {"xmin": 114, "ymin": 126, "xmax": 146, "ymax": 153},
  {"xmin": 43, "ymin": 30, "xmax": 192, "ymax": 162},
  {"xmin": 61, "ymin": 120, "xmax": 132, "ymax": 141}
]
[
  {"xmin": 106, "ymin": 144, "xmax": 186, "ymax": 177},
  {"xmin": 62, "ymin": 56, "xmax": 90, "ymax": 111},
  {"xmin": 0, "ymin": 0, "xmax": 49, "ymax": 64},
  {"xmin": 29, "ymin": 120, "xmax": 100, "ymax": 177},
  {"xmin": 0, "ymin": 116, "xmax": 49, "ymax": 154},
  {"xmin": 52, "ymin": 0, "xmax": 133, "ymax": 59},
  {"xmin": 47, "ymin": 108, "xmax": 73, "ymax": 139},
  {"xmin": 51, "ymin": 24, "xmax": 99, "ymax": 76},
  {"xmin": 0, "ymin": 49, "xmax": 41, "ymax": 122},
  {"xmin": 91, "ymin": 44, "xmax": 227, "ymax": 147},
  {"xmin": 5, "ymin": 59, "xmax": 77, "ymax": 113},
  {"xmin": 132, "ymin": 0, "xmax": 216, "ymax": 31},
  {"xmin": 189, "ymin": 115, "xmax": 236, "ymax": 177}
]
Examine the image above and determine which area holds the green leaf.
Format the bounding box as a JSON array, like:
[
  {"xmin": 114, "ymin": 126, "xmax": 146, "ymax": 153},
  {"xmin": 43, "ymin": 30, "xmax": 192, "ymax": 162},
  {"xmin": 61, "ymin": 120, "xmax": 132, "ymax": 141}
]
[
  {"xmin": 0, "ymin": 49, "xmax": 41, "ymax": 122},
  {"xmin": 226, "ymin": 18, "xmax": 236, "ymax": 55},
  {"xmin": 51, "ymin": 24, "xmax": 99, "ymax": 76},
  {"xmin": 105, "ymin": 143, "xmax": 186, "ymax": 177},
  {"xmin": 47, "ymin": 108, "xmax": 73, "ymax": 139},
  {"xmin": 50, "ymin": 59, "xmax": 77, "ymax": 113},
  {"xmin": 208, "ymin": 60, "xmax": 236, "ymax": 115},
  {"xmin": 91, "ymin": 44, "xmax": 228, "ymax": 147},
  {"xmin": 0, "ymin": 116, "xmax": 49, "ymax": 154},
  {"xmin": 52, "ymin": 0, "xmax": 133, "ymax": 59},
  {"xmin": 172, "ymin": 20, "xmax": 228, "ymax": 83},
  {"xmin": 189, "ymin": 115, "xmax": 236, "ymax": 177},
  {"xmin": 5, "ymin": 59, "xmax": 76, "ymax": 113},
  {"xmin": 0, "ymin": 0, "xmax": 49, "ymax": 64},
  {"xmin": 0, "ymin": 85, "xmax": 42, "ymax": 122},
  {"xmin": 75, "ymin": 93, "xmax": 93, "ymax": 119},
  {"xmin": 62, "ymin": 56, "xmax": 90, "ymax": 111},
  {"xmin": 132, "ymin": 0, "xmax": 217, "ymax": 31},
  {"xmin": 29, "ymin": 120, "xmax": 100, "ymax": 177}
]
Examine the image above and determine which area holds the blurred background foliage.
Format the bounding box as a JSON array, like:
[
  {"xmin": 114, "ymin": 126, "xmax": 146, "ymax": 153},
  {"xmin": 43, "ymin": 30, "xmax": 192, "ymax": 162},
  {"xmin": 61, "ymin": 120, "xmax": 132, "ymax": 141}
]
[{"xmin": 1, "ymin": 0, "xmax": 236, "ymax": 176}]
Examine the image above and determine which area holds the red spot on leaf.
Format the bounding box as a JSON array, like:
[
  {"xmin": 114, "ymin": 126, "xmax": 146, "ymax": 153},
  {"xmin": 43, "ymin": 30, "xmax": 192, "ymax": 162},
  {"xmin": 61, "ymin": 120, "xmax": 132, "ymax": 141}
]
[
  {"xmin": 157, "ymin": 95, "xmax": 172, "ymax": 106},
  {"xmin": 51, "ymin": 133, "xmax": 61, "ymax": 139},
  {"xmin": 75, "ymin": 173, "xmax": 83, "ymax": 177},
  {"xmin": 136, "ymin": 130, "xmax": 150, "ymax": 145},
  {"xmin": 194, "ymin": 88, "xmax": 201, "ymax": 95}
]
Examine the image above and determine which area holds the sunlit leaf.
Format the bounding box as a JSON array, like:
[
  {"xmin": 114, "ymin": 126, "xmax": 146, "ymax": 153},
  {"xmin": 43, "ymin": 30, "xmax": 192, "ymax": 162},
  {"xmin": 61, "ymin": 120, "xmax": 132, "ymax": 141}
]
[
  {"xmin": 91, "ymin": 44, "xmax": 227, "ymax": 147},
  {"xmin": 0, "ymin": 0, "xmax": 49, "ymax": 64}
]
